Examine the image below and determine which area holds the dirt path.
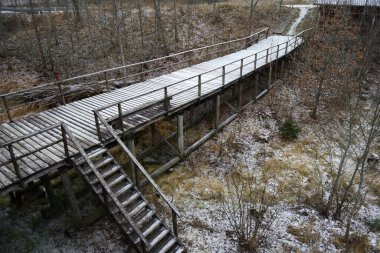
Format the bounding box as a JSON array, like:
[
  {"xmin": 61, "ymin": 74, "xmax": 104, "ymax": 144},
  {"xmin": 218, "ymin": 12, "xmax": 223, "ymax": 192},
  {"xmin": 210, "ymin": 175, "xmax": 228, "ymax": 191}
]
[{"xmin": 285, "ymin": 5, "xmax": 315, "ymax": 35}]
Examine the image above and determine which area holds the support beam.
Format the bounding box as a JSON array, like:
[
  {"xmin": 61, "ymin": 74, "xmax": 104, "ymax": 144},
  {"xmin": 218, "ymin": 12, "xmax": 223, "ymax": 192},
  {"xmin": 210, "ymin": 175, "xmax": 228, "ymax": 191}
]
[
  {"xmin": 177, "ymin": 114, "xmax": 184, "ymax": 155},
  {"xmin": 268, "ymin": 65, "xmax": 272, "ymax": 89},
  {"xmin": 150, "ymin": 124, "xmax": 160, "ymax": 147},
  {"xmin": 213, "ymin": 95, "xmax": 221, "ymax": 129},
  {"xmin": 274, "ymin": 60, "xmax": 278, "ymax": 81},
  {"xmin": 238, "ymin": 83, "xmax": 243, "ymax": 110},
  {"xmin": 281, "ymin": 59, "xmax": 285, "ymax": 78},
  {"xmin": 127, "ymin": 138, "xmax": 138, "ymax": 187},
  {"xmin": 254, "ymin": 73, "xmax": 259, "ymax": 100},
  {"xmin": 59, "ymin": 168, "xmax": 81, "ymax": 225},
  {"xmin": 41, "ymin": 174, "xmax": 58, "ymax": 208}
]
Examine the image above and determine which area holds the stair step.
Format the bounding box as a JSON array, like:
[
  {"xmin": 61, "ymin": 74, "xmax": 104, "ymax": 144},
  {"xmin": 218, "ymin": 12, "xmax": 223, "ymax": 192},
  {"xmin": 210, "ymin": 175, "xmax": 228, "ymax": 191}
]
[
  {"xmin": 102, "ymin": 165, "xmax": 121, "ymax": 178},
  {"xmin": 89, "ymin": 148, "xmax": 108, "ymax": 159},
  {"xmin": 174, "ymin": 248, "xmax": 185, "ymax": 253},
  {"xmin": 157, "ymin": 238, "xmax": 177, "ymax": 253},
  {"xmin": 114, "ymin": 183, "xmax": 134, "ymax": 197},
  {"xmin": 129, "ymin": 202, "xmax": 148, "ymax": 217},
  {"xmin": 120, "ymin": 192, "xmax": 141, "ymax": 208},
  {"xmin": 150, "ymin": 229, "xmax": 169, "ymax": 248},
  {"xmin": 94, "ymin": 157, "xmax": 113, "ymax": 169},
  {"xmin": 136, "ymin": 210, "xmax": 155, "ymax": 227},
  {"xmin": 143, "ymin": 219, "xmax": 161, "ymax": 237},
  {"xmin": 109, "ymin": 174, "xmax": 128, "ymax": 188}
]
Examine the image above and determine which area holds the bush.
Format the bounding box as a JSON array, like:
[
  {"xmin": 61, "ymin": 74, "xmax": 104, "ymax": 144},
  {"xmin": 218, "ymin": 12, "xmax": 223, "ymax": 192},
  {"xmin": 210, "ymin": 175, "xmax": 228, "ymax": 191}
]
[{"xmin": 279, "ymin": 118, "xmax": 300, "ymax": 140}]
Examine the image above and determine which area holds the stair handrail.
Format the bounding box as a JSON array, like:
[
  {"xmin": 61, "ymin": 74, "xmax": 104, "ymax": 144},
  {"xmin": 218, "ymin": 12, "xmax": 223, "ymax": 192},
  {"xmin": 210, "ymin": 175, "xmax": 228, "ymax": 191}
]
[
  {"xmin": 93, "ymin": 110, "xmax": 182, "ymax": 226},
  {"xmin": 60, "ymin": 122, "xmax": 152, "ymax": 250}
]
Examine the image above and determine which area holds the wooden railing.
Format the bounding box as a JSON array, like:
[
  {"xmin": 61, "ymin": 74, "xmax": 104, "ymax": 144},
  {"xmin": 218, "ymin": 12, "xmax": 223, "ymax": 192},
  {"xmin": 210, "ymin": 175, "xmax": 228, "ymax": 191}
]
[
  {"xmin": 0, "ymin": 123, "xmax": 71, "ymax": 182},
  {"xmin": 0, "ymin": 28, "xmax": 269, "ymax": 123},
  {"xmin": 93, "ymin": 110, "xmax": 181, "ymax": 246},
  {"xmin": 313, "ymin": 0, "xmax": 380, "ymax": 6},
  {"xmin": 94, "ymin": 29, "xmax": 313, "ymax": 137},
  {"xmin": 0, "ymin": 121, "xmax": 176, "ymax": 250}
]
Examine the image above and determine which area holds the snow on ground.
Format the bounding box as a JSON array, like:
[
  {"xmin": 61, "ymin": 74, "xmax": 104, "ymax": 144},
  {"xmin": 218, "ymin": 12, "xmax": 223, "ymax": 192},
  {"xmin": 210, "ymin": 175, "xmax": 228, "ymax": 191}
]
[
  {"xmin": 158, "ymin": 80, "xmax": 380, "ymax": 252},
  {"xmin": 285, "ymin": 5, "xmax": 316, "ymax": 35}
]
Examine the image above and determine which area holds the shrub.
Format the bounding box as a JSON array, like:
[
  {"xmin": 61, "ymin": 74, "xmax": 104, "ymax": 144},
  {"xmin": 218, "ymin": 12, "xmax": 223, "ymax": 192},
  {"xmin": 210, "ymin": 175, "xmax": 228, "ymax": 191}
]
[{"xmin": 279, "ymin": 118, "xmax": 301, "ymax": 140}]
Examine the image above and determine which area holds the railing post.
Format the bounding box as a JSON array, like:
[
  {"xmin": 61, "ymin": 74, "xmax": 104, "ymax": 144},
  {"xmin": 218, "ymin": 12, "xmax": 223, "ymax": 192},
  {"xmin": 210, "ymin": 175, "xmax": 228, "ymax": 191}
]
[
  {"xmin": 57, "ymin": 82, "xmax": 66, "ymax": 105},
  {"xmin": 254, "ymin": 53, "xmax": 257, "ymax": 70},
  {"xmin": 240, "ymin": 59, "xmax": 243, "ymax": 77},
  {"xmin": 118, "ymin": 103, "xmax": 125, "ymax": 134},
  {"xmin": 266, "ymin": 48, "xmax": 270, "ymax": 63},
  {"xmin": 104, "ymin": 71, "xmax": 110, "ymax": 91},
  {"xmin": 222, "ymin": 66, "xmax": 225, "ymax": 86},
  {"xmin": 276, "ymin": 45, "xmax": 280, "ymax": 59},
  {"xmin": 61, "ymin": 124, "xmax": 70, "ymax": 159},
  {"xmin": 8, "ymin": 144, "xmax": 22, "ymax": 180},
  {"xmin": 172, "ymin": 209, "xmax": 178, "ymax": 236},
  {"xmin": 164, "ymin": 87, "xmax": 170, "ymax": 112},
  {"xmin": 94, "ymin": 111, "xmax": 103, "ymax": 142},
  {"xmin": 266, "ymin": 28, "xmax": 269, "ymax": 38},
  {"xmin": 256, "ymin": 33, "xmax": 260, "ymax": 43},
  {"xmin": 285, "ymin": 41, "xmax": 289, "ymax": 55},
  {"xmin": 198, "ymin": 75, "xmax": 202, "ymax": 97},
  {"xmin": 2, "ymin": 96, "xmax": 13, "ymax": 122}
]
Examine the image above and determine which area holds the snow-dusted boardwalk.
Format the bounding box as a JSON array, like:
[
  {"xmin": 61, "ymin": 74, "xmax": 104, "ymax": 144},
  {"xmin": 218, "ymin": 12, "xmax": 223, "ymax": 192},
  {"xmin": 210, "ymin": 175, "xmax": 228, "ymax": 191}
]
[{"xmin": 0, "ymin": 34, "xmax": 304, "ymax": 194}]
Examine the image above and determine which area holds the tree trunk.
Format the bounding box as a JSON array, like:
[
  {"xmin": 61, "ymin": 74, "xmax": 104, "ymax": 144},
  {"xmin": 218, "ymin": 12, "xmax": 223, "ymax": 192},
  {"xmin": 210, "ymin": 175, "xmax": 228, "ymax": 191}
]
[{"xmin": 29, "ymin": 0, "xmax": 48, "ymax": 74}]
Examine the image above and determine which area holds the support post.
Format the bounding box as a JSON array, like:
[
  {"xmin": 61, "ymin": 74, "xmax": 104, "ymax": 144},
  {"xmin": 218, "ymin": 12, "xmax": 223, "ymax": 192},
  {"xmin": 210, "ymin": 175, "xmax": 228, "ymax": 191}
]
[
  {"xmin": 240, "ymin": 59, "xmax": 243, "ymax": 77},
  {"xmin": 57, "ymin": 82, "xmax": 66, "ymax": 105},
  {"xmin": 198, "ymin": 75, "xmax": 202, "ymax": 97},
  {"xmin": 59, "ymin": 167, "xmax": 81, "ymax": 225},
  {"xmin": 268, "ymin": 65, "xmax": 272, "ymax": 89},
  {"xmin": 281, "ymin": 59, "xmax": 285, "ymax": 78},
  {"xmin": 118, "ymin": 103, "xmax": 124, "ymax": 134},
  {"xmin": 2, "ymin": 96, "xmax": 13, "ymax": 122},
  {"xmin": 94, "ymin": 111, "xmax": 103, "ymax": 142},
  {"xmin": 254, "ymin": 53, "xmax": 257, "ymax": 70},
  {"xmin": 222, "ymin": 66, "xmax": 226, "ymax": 86},
  {"xmin": 238, "ymin": 83, "xmax": 243, "ymax": 111},
  {"xmin": 254, "ymin": 73, "xmax": 259, "ymax": 99},
  {"xmin": 104, "ymin": 71, "xmax": 110, "ymax": 91},
  {"xmin": 213, "ymin": 95, "xmax": 220, "ymax": 129},
  {"xmin": 150, "ymin": 124, "xmax": 160, "ymax": 147},
  {"xmin": 274, "ymin": 60, "xmax": 278, "ymax": 81},
  {"xmin": 177, "ymin": 114, "xmax": 184, "ymax": 156},
  {"xmin": 41, "ymin": 174, "xmax": 58, "ymax": 208},
  {"xmin": 127, "ymin": 138, "xmax": 138, "ymax": 188}
]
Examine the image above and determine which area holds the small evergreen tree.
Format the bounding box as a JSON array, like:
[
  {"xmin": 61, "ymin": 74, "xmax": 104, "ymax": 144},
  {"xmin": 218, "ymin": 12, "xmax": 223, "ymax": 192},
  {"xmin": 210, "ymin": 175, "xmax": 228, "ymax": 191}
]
[{"xmin": 279, "ymin": 118, "xmax": 300, "ymax": 140}]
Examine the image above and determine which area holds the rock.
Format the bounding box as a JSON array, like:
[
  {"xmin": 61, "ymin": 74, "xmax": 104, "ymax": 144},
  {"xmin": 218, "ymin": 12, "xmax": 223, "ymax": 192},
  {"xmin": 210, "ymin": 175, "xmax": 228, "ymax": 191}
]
[
  {"xmin": 367, "ymin": 153, "xmax": 379, "ymax": 164},
  {"xmin": 256, "ymin": 134, "xmax": 269, "ymax": 143}
]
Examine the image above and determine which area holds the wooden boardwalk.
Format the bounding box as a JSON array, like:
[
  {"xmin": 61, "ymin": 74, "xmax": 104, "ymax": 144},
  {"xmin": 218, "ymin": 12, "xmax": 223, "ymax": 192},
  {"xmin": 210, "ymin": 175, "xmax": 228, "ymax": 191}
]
[{"xmin": 0, "ymin": 34, "xmax": 303, "ymax": 194}]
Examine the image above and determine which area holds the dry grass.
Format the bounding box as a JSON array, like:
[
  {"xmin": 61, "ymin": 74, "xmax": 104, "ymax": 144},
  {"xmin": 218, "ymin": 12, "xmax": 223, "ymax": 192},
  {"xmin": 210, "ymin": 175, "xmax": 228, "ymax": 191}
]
[
  {"xmin": 287, "ymin": 221, "xmax": 320, "ymax": 246},
  {"xmin": 333, "ymin": 233, "xmax": 371, "ymax": 253}
]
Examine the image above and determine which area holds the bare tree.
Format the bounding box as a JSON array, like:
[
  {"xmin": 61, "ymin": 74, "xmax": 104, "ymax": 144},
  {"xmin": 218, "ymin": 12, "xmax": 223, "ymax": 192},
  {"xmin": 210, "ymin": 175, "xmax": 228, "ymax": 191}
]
[{"xmin": 248, "ymin": 0, "xmax": 259, "ymax": 35}]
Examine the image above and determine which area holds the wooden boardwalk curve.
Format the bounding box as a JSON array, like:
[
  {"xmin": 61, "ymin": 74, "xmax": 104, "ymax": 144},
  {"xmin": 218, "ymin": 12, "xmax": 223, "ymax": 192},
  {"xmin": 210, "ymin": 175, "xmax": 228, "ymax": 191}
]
[{"xmin": 0, "ymin": 33, "xmax": 305, "ymax": 194}]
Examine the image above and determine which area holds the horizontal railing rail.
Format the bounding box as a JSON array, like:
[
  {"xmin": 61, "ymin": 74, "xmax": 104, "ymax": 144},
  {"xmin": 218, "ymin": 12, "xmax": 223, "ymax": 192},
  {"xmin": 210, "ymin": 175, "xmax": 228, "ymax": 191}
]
[
  {"xmin": 313, "ymin": 0, "xmax": 380, "ymax": 7},
  {"xmin": 0, "ymin": 28, "xmax": 269, "ymax": 122},
  {"xmin": 94, "ymin": 29, "xmax": 313, "ymax": 133},
  {"xmin": 0, "ymin": 123, "xmax": 71, "ymax": 181}
]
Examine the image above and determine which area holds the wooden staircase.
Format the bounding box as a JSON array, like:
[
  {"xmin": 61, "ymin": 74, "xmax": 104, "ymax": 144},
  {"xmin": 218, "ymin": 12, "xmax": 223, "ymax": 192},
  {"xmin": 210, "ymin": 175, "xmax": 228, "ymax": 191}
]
[
  {"xmin": 73, "ymin": 146, "xmax": 185, "ymax": 253},
  {"xmin": 59, "ymin": 120, "xmax": 185, "ymax": 253}
]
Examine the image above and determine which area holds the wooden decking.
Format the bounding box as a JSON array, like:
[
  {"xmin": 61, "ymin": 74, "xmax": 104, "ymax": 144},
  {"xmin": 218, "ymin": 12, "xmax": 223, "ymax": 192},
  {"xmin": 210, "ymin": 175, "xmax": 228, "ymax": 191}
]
[{"xmin": 0, "ymin": 34, "xmax": 303, "ymax": 194}]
